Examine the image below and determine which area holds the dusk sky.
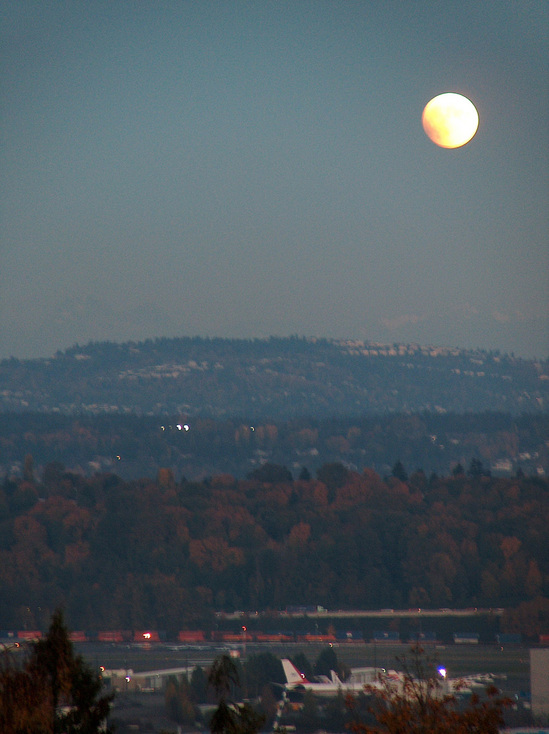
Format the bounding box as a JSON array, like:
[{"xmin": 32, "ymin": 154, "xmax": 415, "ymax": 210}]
[{"xmin": 2, "ymin": 1, "xmax": 548, "ymax": 361}]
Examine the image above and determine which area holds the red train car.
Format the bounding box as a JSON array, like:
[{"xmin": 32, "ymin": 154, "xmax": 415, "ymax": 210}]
[
  {"xmin": 219, "ymin": 632, "xmax": 247, "ymax": 642},
  {"xmin": 69, "ymin": 631, "xmax": 88, "ymax": 643},
  {"xmin": 98, "ymin": 631, "xmax": 126, "ymax": 643},
  {"xmin": 17, "ymin": 630, "xmax": 42, "ymax": 640},
  {"xmin": 297, "ymin": 633, "xmax": 336, "ymax": 643},
  {"xmin": 177, "ymin": 630, "xmax": 206, "ymax": 642},
  {"xmin": 133, "ymin": 630, "xmax": 162, "ymax": 643},
  {"xmin": 255, "ymin": 633, "xmax": 293, "ymax": 642}
]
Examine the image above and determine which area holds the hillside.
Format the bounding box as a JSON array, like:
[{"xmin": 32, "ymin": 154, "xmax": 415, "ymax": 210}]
[
  {"xmin": 1, "ymin": 336, "xmax": 547, "ymax": 417},
  {"xmin": 1, "ymin": 468, "xmax": 548, "ymax": 632},
  {"xmin": 2, "ymin": 411, "xmax": 548, "ymax": 483}
]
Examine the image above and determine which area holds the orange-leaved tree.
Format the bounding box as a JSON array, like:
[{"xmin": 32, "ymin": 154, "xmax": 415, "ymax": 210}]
[{"xmin": 347, "ymin": 645, "xmax": 510, "ymax": 734}]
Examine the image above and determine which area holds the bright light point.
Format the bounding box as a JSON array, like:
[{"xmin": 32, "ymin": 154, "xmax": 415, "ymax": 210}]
[
  {"xmin": 438, "ymin": 667, "xmax": 447, "ymax": 678},
  {"xmin": 176, "ymin": 424, "xmax": 182, "ymax": 430},
  {"xmin": 422, "ymin": 92, "xmax": 479, "ymax": 148},
  {"xmin": 183, "ymin": 424, "xmax": 190, "ymax": 431},
  {"xmin": 143, "ymin": 632, "xmax": 151, "ymax": 639},
  {"xmin": 161, "ymin": 426, "xmax": 165, "ymax": 431}
]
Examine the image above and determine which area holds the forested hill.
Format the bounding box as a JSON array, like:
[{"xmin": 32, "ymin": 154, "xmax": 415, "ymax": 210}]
[
  {"xmin": 1, "ymin": 336, "xmax": 547, "ymax": 417},
  {"xmin": 1, "ymin": 468, "xmax": 548, "ymax": 633}
]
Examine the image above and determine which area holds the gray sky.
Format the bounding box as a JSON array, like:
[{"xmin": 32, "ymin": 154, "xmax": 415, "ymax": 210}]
[{"xmin": 2, "ymin": 1, "xmax": 548, "ymax": 360}]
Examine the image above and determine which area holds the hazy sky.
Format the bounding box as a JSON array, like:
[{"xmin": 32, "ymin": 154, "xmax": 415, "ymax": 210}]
[{"xmin": 2, "ymin": 1, "xmax": 548, "ymax": 360}]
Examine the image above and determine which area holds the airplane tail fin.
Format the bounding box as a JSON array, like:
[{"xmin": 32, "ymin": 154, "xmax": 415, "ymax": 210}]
[{"xmin": 281, "ymin": 659, "xmax": 309, "ymax": 686}]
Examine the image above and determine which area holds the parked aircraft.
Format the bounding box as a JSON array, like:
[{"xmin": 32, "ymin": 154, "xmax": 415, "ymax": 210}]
[
  {"xmin": 281, "ymin": 658, "xmax": 383, "ymax": 696},
  {"xmin": 440, "ymin": 670, "xmax": 498, "ymax": 695},
  {"xmin": 281, "ymin": 659, "xmax": 490, "ymax": 699}
]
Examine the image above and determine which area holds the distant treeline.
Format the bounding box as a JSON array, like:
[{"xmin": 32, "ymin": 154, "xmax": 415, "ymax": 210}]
[
  {"xmin": 1, "ymin": 410, "xmax": 548, "ymax": 481},
  {"xmin": 1, "ymin": 465, "xmax": 548, "ymax": 635}
]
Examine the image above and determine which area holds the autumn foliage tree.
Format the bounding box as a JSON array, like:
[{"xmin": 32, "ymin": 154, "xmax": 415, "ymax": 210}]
[
  {"xmin": 0, "ymin": 647, "xmax": 52, "ymax": 734},
  {"xmin": 0, "ymin": 468, "xmax": 548, "ymax": 628},
  {"xmin": 348, "ymin": 646, "xmax": 510, "ymax": 734}
]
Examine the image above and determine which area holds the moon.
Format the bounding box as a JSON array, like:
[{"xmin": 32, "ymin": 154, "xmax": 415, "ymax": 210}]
[{"xmin": 422, "ymin": 93, "xmax": 479, "ymax": 148}]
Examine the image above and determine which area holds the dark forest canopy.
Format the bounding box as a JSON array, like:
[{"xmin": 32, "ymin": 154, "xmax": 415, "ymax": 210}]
[{"xmin": 1, "ymin": 466, "xmax": 547, "ymax": 633}]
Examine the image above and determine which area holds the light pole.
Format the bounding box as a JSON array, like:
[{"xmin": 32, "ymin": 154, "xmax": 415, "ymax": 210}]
[{"xmin": 438, "ymin": 667, "xmax": 448, "ymax": 697}]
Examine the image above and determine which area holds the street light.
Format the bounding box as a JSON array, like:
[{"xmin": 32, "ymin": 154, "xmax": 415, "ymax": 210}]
[{"xmin": 438, "ymin": 666, "xmax": 448, "ymax": 696}]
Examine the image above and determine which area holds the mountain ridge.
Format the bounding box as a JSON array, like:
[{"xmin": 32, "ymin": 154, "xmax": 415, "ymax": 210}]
[{"xmin": 1, "ymin": 335, "xmax": 547, "ymax": 417}]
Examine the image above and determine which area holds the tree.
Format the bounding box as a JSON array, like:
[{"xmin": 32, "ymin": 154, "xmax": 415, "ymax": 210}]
[
  {"xmin": 42, "ymin": 461, "xmax": 66, "ymax": 487},
  {"xmin": 468, "ymin": 458, "xmax": 489, "ymax": 478},
  {"xmin": 348, "ymin": 645, "xmax": 510, "ymax": 734},
  {"xmin": 324, "ymin": 690, "xmax": 347, "ymax": 731},
  {"xmin": 391, "ymin": 461, "xmax": 408, "ymax": 483},
  {"xmin": 301, "ymin": 689, "xmax": 320, "ymax": 729},
  {"xmin": 0, "ymin": 645, "xmax": 52, "ymax": 734},
  {"xmin": 258, "ymin": 684, "xmax": 278, "ymax": 722},
  {"xmin": 0, "ymin": 609, "xmax": 114, "ymax": 734},
  {"xmin": 31, "ymin": 609, "xmax": 75, "ymax": 724},
  {"xmin": 35, "ymin": 609, "xmax": 114, "ymax": 733},
  {"xmin": 209, "ymin": 654, "xmax": 241, "ymax": 701},
  {"xmin": 208, "ymin": 654, "xmax": 265, "ymax": 734},
  {"xmin": 317, "ymin": 462, "xmax": 350, "ymax": 490},
  {"xmin": 23, "ymin": 454, "xmax": 35, "ymax": 483},
  {"xmin": 243, "ymin": 652, "xmax": 284, "ymax": 698},
  {"xmin": 298, "ymin": 466, "xmax": 311, "ymax": 481},
  {"xmin": 190, "ymin": 664, "xmax": 209, "ymax": 703},
  {"xmin": 165, "ymin": 675, "xmax": 197, "ymax": 725},
  {"xmin": 314, "ymin": 647, "xmax": 339, "ymax": 678},
  {"xmin": 61, "ymin": 660, "xmax": 115, "ymax": 734},
  {"xmin": 451, "ymin": 463, "xmax": 464, "ymax": 477},
  {"xmin": 247, "ymin": 463, "xmax": 293, "ymax": 483}
]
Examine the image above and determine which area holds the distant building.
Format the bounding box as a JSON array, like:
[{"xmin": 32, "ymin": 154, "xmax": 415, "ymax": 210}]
[
  {"xmin": 336, "ymin": 629, "xmax": 364, "ymax": 641},
  {"xmin": 372, "ymin": 630, "xmax": 400, "ymax": 643},
  {"xmin": 409, "ymin": 631, "xmax": 437, "ymax": 644},
  {"xmin": 531, "ymin": 648, "xmax": 549, "ymax": 718},
  {"xmin": 496, "ymin": 633, "xmax": 522, "ymax": 645},
  {"xmin": 453, "ymin": 632, "xmax": 479, "ymax": 644}
]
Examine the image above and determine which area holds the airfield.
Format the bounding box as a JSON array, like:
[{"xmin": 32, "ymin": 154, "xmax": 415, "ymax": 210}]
[
  {"xmin": 76, "ymin": 639, "xmax": 531, "ymax": 701},
  {"xmin": 67, "ymin": 639, "xmax": 535, "ymax": 732}
]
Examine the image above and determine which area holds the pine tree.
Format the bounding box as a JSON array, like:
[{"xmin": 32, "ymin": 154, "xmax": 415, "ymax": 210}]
[{"xmin": 0, "ymin": 609, "xmax": 114, "ymax": 734}]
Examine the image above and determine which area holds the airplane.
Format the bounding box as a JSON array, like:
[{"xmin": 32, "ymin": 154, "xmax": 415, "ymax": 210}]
[
  {"xmin": 281, "ymin": 658, "xmax": 382, "ymax": 697},
  {"xmin": 281, "ymin": 659, "xmax": 492, "ymax": 700},
  {"xmin": 445, "ymin": 672, "xmax": 497, "ymax": 695}
]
